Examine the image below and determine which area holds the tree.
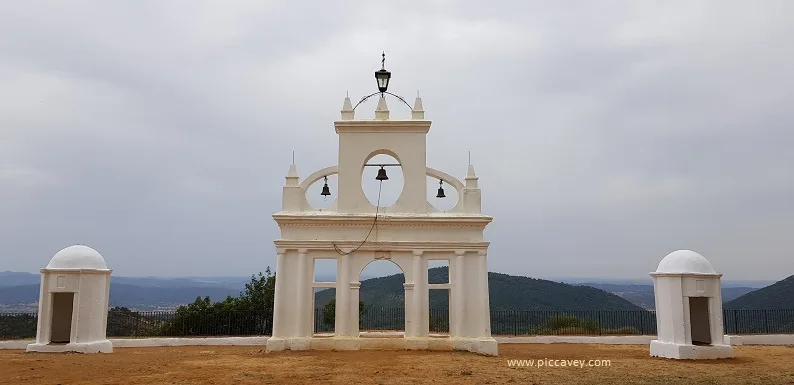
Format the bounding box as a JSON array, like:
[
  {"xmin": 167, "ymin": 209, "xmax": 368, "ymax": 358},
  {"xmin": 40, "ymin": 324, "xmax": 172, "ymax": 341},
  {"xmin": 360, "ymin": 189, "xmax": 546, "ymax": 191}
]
[
  {"xmin": 0, "ymin": 313, "xmax": 37, "ymax": 339},
  {"xmin": 159, "ymin": 268, "xmax": 276, "ymax": 336},
  {"xmin": 106, "ymin": 307, "xmax": 147, "ymax": 337},
  {"xmin": 322, "ymin": 298, "xmax": 366, "ymax": 327}
]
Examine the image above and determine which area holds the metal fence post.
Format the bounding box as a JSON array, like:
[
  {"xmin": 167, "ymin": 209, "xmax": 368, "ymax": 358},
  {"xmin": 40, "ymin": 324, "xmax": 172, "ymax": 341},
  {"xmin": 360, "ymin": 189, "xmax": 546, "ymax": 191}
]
[
  {"xmin": 764, "ymin": 310, "xmax": 770, "ymax": 334},
  {"xmin": 598, "ymin": 310, "xmax": 604, "ymax": 336}
]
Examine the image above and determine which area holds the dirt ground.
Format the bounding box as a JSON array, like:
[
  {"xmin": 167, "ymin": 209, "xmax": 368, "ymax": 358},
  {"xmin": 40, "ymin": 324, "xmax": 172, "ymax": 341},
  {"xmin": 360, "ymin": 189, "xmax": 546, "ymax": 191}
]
[{"xmin": 2, "ymin": 344, "xmax": 794, "ymax": 385}]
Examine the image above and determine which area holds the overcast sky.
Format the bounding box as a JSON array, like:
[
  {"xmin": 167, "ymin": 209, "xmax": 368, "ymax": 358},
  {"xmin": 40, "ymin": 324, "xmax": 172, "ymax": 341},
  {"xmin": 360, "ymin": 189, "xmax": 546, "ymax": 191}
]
[{"xmin": 1, "ymin": 1, "xmax": 792, "ymax": 281}]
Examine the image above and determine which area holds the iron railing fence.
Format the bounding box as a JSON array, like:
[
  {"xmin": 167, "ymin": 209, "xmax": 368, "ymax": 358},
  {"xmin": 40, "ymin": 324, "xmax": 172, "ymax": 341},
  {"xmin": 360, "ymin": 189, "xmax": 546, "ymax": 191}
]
[
  {"xmin": 0, "ymin": 312, "xmax": 36, "ymax": 340},
  {"xmin": 723, "ymin": 309, "xmax": 794, "ymax": 335},
  {"xmin": 3, "ymin": 309, "xmax": 794, "ymax": 340},
  {"xmin": 106, "ymin": 309, "xmax": 273, "ymax": 338}
]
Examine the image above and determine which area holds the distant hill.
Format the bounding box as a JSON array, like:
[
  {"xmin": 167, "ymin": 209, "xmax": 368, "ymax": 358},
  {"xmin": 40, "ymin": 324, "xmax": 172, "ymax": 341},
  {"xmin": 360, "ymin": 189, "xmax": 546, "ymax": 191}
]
[
  {"xmin": 315, "ymin": 267, "xmax": 645, "ymax": 311},
  {"xmin": 557, "ymin": 276, "xmax": 777, "ymax": 288},
  {"xmin": 0, "ymin": 283, "xmax": 238, "ymax": 311},
  {"xmin": 581, "ymin": 283, "xmax": 756, "ymax": 310},
  {"xmin": 0, "ymin": 272, "xmax": 40, "ymax": 287},
  {"xmin": 724, "ymin": 275, "xmax": 794, "ymax": 310}
]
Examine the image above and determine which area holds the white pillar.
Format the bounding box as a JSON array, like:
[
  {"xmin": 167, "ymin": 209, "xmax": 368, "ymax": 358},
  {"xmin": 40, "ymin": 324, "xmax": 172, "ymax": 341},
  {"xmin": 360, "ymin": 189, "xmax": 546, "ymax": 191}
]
[
  {"xmin": 404, "ymin": 282, "xmax": 416, "ymax": 337},
  {"xmin": 335, "ymin": 253, "xmax": 352, "ymax": 336},
  {"xmin": 271, "ymin": 250, "xmax": 289, "ymax": 338},
  {"xmin": 710, "ymin": 281, "xmax": 726, "ymax": 345},
  {"xmin": 350, "ymin": 281, "xmax": 361, "ymax": 336},
  {"xmin": 478, "ymin": 250, "xmax": 492, "ymax": 337},
  {"xmin": 296, "ymin": 249, "xmax": 311, "ymax": 337},
  {"xmin": 412, "ymin": 250, "xmax": 428, "ymax": 337},
  {"xmin": 452, "ymin": 250, "xmax": 466, "ymax": 337},
  {"xmin": 34, "ymin": 273, "xmax": 48, "ymax": 344}
]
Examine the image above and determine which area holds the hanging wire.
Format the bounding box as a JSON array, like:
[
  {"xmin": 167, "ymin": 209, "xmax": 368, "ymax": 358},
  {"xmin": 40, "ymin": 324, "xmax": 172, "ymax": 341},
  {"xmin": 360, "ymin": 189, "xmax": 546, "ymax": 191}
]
[{"xmin": 332, "ymin": 179, "xmax": 383, "ymax": 256}]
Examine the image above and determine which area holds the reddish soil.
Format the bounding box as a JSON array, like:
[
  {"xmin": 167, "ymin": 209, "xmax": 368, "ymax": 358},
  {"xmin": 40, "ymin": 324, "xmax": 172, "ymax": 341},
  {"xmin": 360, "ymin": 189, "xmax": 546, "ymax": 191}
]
[{"xmin": 2, "ymin": 344, "xmax": 794, "ymax": 384}]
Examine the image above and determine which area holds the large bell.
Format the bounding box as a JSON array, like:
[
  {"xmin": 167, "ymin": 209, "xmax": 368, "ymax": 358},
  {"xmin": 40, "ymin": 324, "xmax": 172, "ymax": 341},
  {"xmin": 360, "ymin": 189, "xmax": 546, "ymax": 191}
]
[
  {"xmin": 436, "ymin": 180, "xmax": 446, "ymax": 198},
  {"xmin": 321, "ymin": 177, "xmax": 331, "ymax": 196},
  {"xmin": 375, "ymin": 166, "xmax": 389, "ymax": 181}
]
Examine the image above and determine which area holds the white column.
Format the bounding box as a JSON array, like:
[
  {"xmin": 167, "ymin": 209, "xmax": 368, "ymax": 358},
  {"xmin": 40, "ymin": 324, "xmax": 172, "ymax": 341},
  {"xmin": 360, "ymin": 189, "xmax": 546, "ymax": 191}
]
[
  {"xmin": 335, "ymin": 253, "xmax": 352, "ymax": 336},
  {"xmin": 34, "ymin": 272, "xmax": 48, "ymax": 344},
  {"xmin": 411, "ymin": 250, "xmax": 427, "ymax": 337},
  {"xmin": 670, "ymin": 277, "xmax": 686, "ymax": 344},
  {"xmin": 296, "ymin": 249, "xmax": 311, "ymax": 337},
  {"xmin": 271, "ymin": 250, "xmax": 289, "ymax": 338},
  {"xmin": 452, "ymin": 250, "xmax": 466, "ymax": 338},
  {"xmin": 350, "ymin": 281, "xmax": 361, "ymax": 336},
  {"xmin": 404, "ymin": 282, "xmax": 416, "ymax": 337},
  {"xmin": 710, "ymin": 280, "xmax": 726, "ymax": 345},
  {"xmin": 101, "ymin": 274, "xmax": 111, "ymax": 339},
  {"xmin": 478, "ymin": 250, "xmax": 491, "ymax": 337}
]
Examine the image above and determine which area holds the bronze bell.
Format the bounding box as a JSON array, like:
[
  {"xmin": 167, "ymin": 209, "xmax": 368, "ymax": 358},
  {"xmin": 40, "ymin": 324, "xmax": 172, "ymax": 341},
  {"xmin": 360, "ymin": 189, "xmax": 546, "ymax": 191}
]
[
  {"xmin": 321, "ymin": 176, "xmax": 331, "ymax": 196},
  {"xmin": 375, "ymin": 166, "xmax": 389, "ymax": 181},
  {"xmin": 436, "ymin": 179, "xmax": 446, "ymax": 198}
]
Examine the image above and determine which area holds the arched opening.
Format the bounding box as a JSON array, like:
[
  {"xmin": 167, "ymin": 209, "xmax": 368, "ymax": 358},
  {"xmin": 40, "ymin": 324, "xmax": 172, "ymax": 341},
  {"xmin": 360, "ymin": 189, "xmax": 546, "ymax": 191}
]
[
  {"xmin": 313, "ymin": 258, "xmax": 337, "ymax": 335},
  {"xmin": 426, "ymin": 176, "xmax": 459, "ymax": 212},
  {"xmin": 358, "ymin": 259, "xmax": 405, "ymax": 332},
  {"xmin": 362, "ymin": 154, "xmax": 403, "ymax": 208},
  {"xmin": 428, "ymin": 260, "xmax": 450, "ymax": 335},
  {"xmin": 305, "ymin": 174, "xmax": 338, "ymax": 210}
]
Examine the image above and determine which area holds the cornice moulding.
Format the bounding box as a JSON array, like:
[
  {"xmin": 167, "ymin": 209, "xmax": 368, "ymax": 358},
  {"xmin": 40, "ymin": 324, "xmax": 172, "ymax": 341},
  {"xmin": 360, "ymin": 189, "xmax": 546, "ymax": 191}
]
[
  {"xmin": 334, "ymin": 119, "xmax": 431, "ymax": 134},
  {"xmin": 649, "ymin": 272, "xmax": 723, "ymax": 278},
  {"xmin": 273, "ymin": 212, "xmax": 491, "ymax": 223},
  {"xmin": 273, "ymin": 240, "xmax": 490, "ymax": 250}
]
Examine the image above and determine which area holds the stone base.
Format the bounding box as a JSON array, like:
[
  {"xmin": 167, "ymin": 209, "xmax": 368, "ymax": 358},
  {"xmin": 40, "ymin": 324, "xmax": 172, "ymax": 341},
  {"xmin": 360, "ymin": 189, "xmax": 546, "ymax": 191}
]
[
  {"xmin": 650, "ymin": 340, "xmax": 733, "ymax": 360},
  {"xmin": 266, "ymin": 335, "xmax": 498, "ymax": 356},
  {"xmin": 26, "ymin": 340, "xmax": 113, "ymax": 354},
  {"xmin": 723, "ymin": 335, "xmax": 743, "ymax": 345}
]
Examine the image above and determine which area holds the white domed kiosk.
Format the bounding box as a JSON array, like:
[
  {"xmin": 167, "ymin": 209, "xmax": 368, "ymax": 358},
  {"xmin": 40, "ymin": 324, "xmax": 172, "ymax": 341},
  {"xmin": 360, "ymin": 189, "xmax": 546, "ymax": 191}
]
[
  {"xmin": 26, "ymin": 245, "xmax": 113, "ymax": 353},
  {"xmin": 650, "ymin": 250, "xmax": 732, "ymax": 359}
]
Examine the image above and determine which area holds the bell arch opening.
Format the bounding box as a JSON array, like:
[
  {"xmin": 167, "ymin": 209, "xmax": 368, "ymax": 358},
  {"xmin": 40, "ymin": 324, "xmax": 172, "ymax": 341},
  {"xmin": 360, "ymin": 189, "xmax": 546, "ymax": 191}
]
[
  {"xmin": 305, "ymin": 174, "xmax": 338, "ymax": 210},
  {"xmin": 358, "ymin": 259, "xmax": 405, "ymax": 332},
  {"xmin": 426, "ymin": 175, "xmax": 459, "ymax": 212},
  {"xmin": 361, "ymin": 153, "xmax": 403, "ymax": 208}
]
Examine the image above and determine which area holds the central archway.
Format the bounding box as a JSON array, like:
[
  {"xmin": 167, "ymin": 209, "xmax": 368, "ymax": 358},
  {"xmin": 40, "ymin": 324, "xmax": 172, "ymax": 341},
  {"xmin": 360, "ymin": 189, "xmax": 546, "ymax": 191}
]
[{"xmin": 358, "ymin": 259, "xmax": 406, "ymax": 333}]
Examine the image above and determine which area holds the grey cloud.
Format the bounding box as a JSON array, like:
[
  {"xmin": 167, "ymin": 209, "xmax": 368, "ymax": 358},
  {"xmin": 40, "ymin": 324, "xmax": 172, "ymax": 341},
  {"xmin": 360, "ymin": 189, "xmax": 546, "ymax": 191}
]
[{"xmin": 1, "ymin": 1, "xmax": 792, "ymax": 280}]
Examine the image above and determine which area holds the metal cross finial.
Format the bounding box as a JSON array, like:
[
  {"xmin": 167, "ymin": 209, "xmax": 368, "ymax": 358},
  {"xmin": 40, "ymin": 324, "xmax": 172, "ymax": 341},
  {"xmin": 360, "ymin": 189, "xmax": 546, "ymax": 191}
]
[{"xmin": 381, "ymin": 51, "xmax": 386, "ymax": 69}]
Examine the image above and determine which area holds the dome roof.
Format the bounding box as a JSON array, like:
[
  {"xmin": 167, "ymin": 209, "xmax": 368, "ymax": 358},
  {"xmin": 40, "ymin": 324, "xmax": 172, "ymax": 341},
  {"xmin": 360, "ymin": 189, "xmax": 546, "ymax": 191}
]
[
  {"xmin": 655, "ymin": 250, "xmax": 716, "ymax": 274},
  {"xmin": 46, "ymin": 245, "xmax": 108, "ymax": 270}
]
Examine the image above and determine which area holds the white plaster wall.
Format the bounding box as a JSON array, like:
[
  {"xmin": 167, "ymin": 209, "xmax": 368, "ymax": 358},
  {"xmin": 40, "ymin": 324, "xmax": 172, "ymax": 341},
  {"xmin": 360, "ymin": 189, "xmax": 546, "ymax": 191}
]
[
  {"xmin": 276, "ymin": 220, "xmax": 490, "ymax": 243},
  {"xmin": 653, "ymin": 276, "xmax": 686, "ymax": 344},
  {"xmin": 75, "ymin": 273, "xmax": 110, "ymax": 343},
  {"xmin": 497, "ymin": 336, "xmax": 656, "ymax": 344},
  {"xmin": 335, "ymin": 120, "xmax": 430, "ymax": 214},
  {"xmin": 6, "ymin": 335, "xmax": 794, "ymax": 350}
]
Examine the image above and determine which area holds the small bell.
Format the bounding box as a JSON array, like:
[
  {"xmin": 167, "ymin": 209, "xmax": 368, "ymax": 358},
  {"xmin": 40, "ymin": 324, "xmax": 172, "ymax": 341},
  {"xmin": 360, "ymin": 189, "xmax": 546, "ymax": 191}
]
[
  {"xmin": 375, "ymin": 166, "xmax": 389, "ymax": 181},
  {"xmin": 321, "ymin": 176, "xmax": 331, "ymax": 197},
  {"xmin": 436, "ymin": 179, "xmax": 446, "ymax": 198}
]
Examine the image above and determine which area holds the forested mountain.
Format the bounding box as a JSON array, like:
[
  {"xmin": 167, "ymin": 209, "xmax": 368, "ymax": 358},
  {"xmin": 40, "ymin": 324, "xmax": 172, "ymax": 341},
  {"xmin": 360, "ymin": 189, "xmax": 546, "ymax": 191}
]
[
  {"xmin": 581, "ymin": 283, "xmax": 756, "ymax": 310},
  {"xmin": 725, "ymin": 275, "xmax": 794, "ymax": 310},
  {"xmin": 315, "ymin": 267, "xmax": 645, "ymax": 311}
]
